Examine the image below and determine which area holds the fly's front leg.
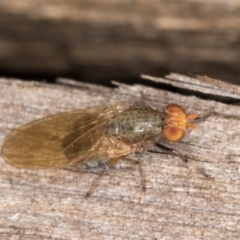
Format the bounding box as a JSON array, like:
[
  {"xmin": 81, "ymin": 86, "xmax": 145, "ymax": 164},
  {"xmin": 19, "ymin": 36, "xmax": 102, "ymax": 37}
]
[
  {"xmin": 153, "ymin": 142, "xmax": 188, "ymax": 163},
  {"xmin": 154, "ymin": 143, "xmax": 214, "ymax": 180}
]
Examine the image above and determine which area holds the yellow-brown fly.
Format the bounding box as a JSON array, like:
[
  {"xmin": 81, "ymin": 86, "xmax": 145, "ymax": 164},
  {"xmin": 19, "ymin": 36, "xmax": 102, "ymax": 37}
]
[{"xmin": 1, "ymin": 103, "xmax": 197, "ymax": 198}]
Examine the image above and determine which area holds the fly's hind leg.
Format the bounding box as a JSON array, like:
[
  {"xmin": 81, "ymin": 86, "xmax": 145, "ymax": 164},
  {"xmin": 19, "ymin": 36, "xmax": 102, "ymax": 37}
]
[
  {"xmin": 84, "ymin": 157, "xmax": 121, "ymax": 198},
  {"xmin": 84, "ymin": 156, "xmax": 147, "ymax": 203}
]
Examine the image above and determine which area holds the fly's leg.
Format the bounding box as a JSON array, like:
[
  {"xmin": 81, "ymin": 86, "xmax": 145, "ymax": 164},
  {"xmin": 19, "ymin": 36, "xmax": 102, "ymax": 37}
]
[
  {"xmin": 153, "ymin": 142, "xmax": 188, "ymax": 162},
  {"xmin": 154, "ymin": 143, "xmax": 214, "ymax": 180},
  {"xmin": 84, "ymin": 157, "xmax": 121, "ymax": 198},
  {"xmin": 123, "ymin": 157, "xmax": 146, "ymax": 204}
]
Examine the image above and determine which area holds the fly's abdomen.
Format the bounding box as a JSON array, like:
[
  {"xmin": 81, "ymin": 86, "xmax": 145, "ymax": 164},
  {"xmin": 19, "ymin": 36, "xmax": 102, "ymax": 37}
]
[{"xmin": 106, "ymin": 108, "xmax": 163, "ymax": 144}]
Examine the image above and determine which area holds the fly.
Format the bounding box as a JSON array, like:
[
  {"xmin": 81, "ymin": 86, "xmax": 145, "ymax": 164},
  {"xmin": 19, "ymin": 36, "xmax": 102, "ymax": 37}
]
[{"xmin": 1, "ymin": 103, "xmax": 197, "ymax": 199}]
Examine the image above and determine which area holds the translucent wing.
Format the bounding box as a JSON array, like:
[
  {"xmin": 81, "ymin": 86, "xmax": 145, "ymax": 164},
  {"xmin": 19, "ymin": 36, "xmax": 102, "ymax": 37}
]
[{"xmin": 1, "ymin": 106, "xmax": 120, "ymax": 169}]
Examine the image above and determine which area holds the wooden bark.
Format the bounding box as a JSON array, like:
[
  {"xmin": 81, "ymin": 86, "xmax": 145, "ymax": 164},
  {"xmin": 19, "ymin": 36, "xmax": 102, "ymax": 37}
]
[
  {"xmin": 1, "ymin": 74, "xmax": 240, "ymax": 239},
  {"xmin": 0, "ymin": 0, "xmax": 240, "ymax": 83}
]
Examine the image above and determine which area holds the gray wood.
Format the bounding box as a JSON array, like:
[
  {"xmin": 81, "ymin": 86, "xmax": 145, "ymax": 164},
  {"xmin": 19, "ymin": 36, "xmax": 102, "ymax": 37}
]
[
  {"xmin": 1, "ymin": 74, "xmax": 240, "ymax": 239},
  {"xmin": 142, "ymin": 73, "xmax": 240, "ymax": 99}
]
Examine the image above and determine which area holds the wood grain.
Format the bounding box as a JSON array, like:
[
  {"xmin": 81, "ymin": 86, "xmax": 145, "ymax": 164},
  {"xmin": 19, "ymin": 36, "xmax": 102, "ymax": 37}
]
[{"xmin": 1, "ymin": 74, "xmax": 240, "ymax": 239}]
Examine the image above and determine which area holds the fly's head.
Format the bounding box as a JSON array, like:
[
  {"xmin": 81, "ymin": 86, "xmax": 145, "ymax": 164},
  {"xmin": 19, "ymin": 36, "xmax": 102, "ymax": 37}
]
[{"xmin": 163, "ymin": 104, "xmax": 197, "ymax": 142}]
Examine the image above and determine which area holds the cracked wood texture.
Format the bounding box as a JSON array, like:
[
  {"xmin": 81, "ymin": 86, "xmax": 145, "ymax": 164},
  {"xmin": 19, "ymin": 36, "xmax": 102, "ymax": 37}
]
[
  {"xmin": 0, "ymin": 0, "xmax": 240, "ymax": 82},
  {"xmin": 1, "ymin": 74, "xmax": 240, "ymax": 239}
]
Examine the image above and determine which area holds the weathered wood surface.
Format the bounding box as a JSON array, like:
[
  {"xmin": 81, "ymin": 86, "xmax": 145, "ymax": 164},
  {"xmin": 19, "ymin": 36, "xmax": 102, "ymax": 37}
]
[
  {"xmin": 0, "ymin": 0, "xmax": 240, "ymax": 82},
  {"xmin": 1, "ymin": 74, "xmax": 240, "ymax": 239}
]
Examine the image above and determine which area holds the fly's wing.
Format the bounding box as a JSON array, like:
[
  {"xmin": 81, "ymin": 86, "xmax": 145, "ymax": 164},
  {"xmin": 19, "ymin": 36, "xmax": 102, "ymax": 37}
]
[{"xmin": 1, "ymin": 106, "xmax": 120, "ymax": 169}]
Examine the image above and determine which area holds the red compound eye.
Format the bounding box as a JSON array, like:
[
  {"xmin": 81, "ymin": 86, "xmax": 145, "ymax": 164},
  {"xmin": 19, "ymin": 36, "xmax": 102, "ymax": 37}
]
[{"xmin": 163, "ymin": 126, "xmax": 185, "ymax": 142}]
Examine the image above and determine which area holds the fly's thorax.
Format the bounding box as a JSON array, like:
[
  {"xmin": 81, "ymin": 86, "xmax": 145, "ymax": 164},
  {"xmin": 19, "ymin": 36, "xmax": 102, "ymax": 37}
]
[{"xmin": 106, "ymin": 108, "xmax": 163, "ymax": 144}]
